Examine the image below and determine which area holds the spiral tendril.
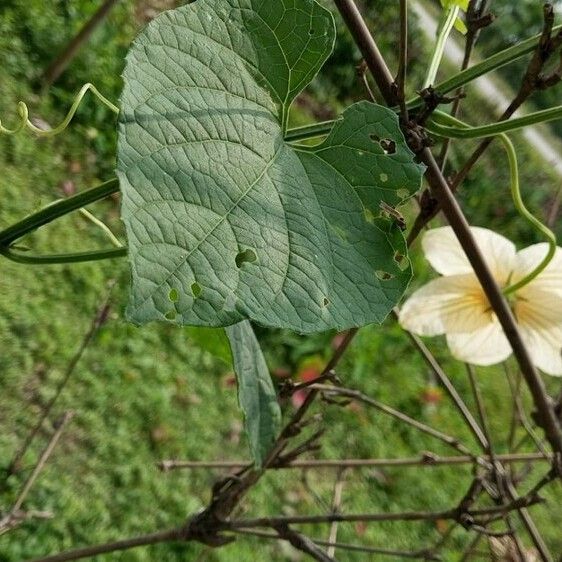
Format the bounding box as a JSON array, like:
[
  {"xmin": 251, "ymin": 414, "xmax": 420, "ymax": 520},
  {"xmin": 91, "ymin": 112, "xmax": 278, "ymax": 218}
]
[{"xmin": 0, "ymin": 83, "xmax": 118, "ymax": 137}]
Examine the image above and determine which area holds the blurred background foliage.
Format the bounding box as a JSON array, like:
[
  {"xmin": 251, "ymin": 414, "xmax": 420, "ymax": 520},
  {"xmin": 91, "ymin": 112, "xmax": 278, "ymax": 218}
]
[{"xmin": 0, "ymin": 0, "xmax": 561, "ymax": 560}]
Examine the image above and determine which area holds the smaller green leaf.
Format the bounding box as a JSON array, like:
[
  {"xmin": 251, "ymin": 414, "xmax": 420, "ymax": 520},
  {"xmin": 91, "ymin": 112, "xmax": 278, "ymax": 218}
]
[{"xmin": 226, "ymin": 320, "xmax": 281, "ymax": 468}]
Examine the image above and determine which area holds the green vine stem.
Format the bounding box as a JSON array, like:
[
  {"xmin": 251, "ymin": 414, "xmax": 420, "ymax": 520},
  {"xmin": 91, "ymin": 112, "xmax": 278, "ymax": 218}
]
[
  {"xmin": 286, "ymin": 103, "xmax": 562, "ymax": 144},
  {"xmin": 423, "ymin": 6, "xmax": 459, "ymax": 89},
  {"xmin": 2, "ymin": 244, "xmax": 127, "ymax": 265},
  {"xmin": 0, "ymin": 178, "xmax": 125, "ymax": 264},
  {"xmin": 286, "ymin": 27, "xmax": 562, "ymax": 143},
  {"xmin": 0, "ymin": 83, "xmax": 118, "ymax": 136},
  {"xmin": 285, "ymin": 120, "xmax": 337, "ymax": 142},
  {"xmin": 428, "ymin": 105, "xmax": 562, "ymax": 138},
  {"xmin": 4, "ymin": 95, "xmax": 562, "ymax": 264},
  {"xmin": 428, "ymin": 112, "xmax": 557, "ymax": 294}
]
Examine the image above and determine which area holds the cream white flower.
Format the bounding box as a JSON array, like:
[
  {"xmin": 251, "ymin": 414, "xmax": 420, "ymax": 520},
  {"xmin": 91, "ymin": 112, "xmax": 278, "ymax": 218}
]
[{"xmin": 399, "ymin": 226, "xmax": 562, "ymax": 376}]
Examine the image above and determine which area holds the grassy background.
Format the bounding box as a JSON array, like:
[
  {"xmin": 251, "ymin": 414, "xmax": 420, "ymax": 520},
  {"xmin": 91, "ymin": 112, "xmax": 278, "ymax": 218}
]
[{"xmin": 1, "ymin": 0, "xmax": 561, "ymax": 560}]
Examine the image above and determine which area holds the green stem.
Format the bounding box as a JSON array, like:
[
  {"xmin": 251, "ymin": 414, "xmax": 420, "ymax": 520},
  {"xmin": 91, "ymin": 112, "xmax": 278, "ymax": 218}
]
[
  {"xmin": 0, "ymin": 83, "xmax": 118, "ymax": 136},
  {"xmin": 5, "ymin": 55, "xmax": 561, "ymax": 265},
  {"xmin": 48, "ymin": 15, "xmax": 548, "ymax": 132},
  {"xmin": 286, "ymin": 24, "xmax": 562, "ymax": 144},
  {"xmin": 429, "ymin": 112, "xmax": 557, "ymax": 294},
  {"xmin": 429, "ymin": 105, "xmax": 562, "ymax": 138},
  {"xmin": 1, "ymin": 245, "xmax": 127, "ymax": 265},
  {"xmin": 287, "ymin": 103, "xmax": 562, "ymax": 145},
  {"xmin": 0, "ymin": 178, "xmax": 126, "ymax": 265},
  {"xmin": 424, "ymin": 6, "xmax": 459, "ymax": 89},
  {"xmin": 284, "ymin": 120, "xmax": 337, "ymax": 142}
]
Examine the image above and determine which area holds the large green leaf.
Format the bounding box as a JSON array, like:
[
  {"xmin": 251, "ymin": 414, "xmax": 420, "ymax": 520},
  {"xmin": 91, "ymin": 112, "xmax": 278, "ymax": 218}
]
[
  {"xmin": 226, "ymin": 320, "xmax": 281, "ymax": 468},
  {"xmin": 118, "ymin": 0, "xmax": 425, "ymax": 333}
]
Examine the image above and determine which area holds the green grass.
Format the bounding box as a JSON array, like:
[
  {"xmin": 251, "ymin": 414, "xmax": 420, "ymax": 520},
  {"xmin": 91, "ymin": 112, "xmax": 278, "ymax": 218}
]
[{"xmin": 1, "ymin": 1, "xmax": 561, "ymax": 560}]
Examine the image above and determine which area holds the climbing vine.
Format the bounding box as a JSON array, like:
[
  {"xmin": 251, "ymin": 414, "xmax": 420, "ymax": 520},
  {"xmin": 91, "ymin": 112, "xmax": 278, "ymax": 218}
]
[{"xmin": 2, "ymin": 1, "xmax": 562, "ymax": 560}]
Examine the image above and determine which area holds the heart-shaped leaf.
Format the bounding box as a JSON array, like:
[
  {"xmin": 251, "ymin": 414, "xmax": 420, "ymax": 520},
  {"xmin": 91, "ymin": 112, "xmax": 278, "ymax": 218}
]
[{"xmin": 118, "ymin": 0, "xmax": 424, "ymax": 333}]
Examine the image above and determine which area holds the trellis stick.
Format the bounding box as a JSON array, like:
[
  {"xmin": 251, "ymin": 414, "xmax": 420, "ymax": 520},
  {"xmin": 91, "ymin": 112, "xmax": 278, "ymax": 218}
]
[
  {"xmin": 157, "ymin": 452, "xmax": 552, "ymax": 472},
  {"xmin": 42, "ymin": 0, "xmax": 122, "ymax": 87}
]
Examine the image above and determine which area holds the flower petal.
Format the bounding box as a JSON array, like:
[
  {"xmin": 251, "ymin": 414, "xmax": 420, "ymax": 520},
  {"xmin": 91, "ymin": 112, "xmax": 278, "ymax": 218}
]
[
  {"xmin": 519, "ymin": 326, "xmax": 562, "ymax": 376},
  {"xmin": 446, "ymin": 321, "xmax": 512, "ymax": 366},
  {"xmin": 520, "ymin": 329, "xmax": 562, "ymax": 376},
  {"xmin": 514, "ymin": 288, "xmax": 562, "ymax": 376},
  {"xmin": 511, "ymin": 243, "xmax": 562, "ymax": 299},
  {"xmin": 422, "ymin": 226, "xmax": 516, "ymax": 284},
  {"xmin": 399, "ymin": 274, "xmax": 490, "ymax": 337}
]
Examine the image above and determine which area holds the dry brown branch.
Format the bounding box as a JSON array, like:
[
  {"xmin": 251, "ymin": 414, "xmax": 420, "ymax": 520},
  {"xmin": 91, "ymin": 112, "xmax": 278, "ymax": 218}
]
[
  {"xmin": 26, "ymin": 487, "xmax": 547, "ymax": 562},
  {"xmin": 157, "ymin": 452, "xmax": 552, "ymax": 472},
  {"xmin": 7, "ymin": 285, "xmax": 114, "ymax": 477},
  {"xmin": 1, "ymin": 412, "xmax": 74, "ymax": 536},
  {"xmin": 395, "ymin": 0, "xmax": 409, "ymax": 121},
  {"xmin": 42, "ymin": 0, "xmax": 122, "ymax": 87},
  {"xmin": 226, "ymin": 492, "xmax": 546, "ymax": 530},
  {"xmin": 311, "ymin": 383, "xmax": 475, "ymax": 457},
  {"xmin": 505, "ymin": 367, "xmax": 550, "ymax": 460},
  {"xmin": 465, "ymin": 366, "xmax": 530, "ymax": 559},
  {"xmin": 394, "ymin": 309, "xmax": 489, "ymax": 450},
  {"xmin": 232, "ymin": 529, "xmax": 440, "ymax": 560},
  {"xmin": 0, "ymin": 510, "xmax": 53, "ymax": 534},
  {"xmin": 28, "ymin": 527, "xmax": 186, "ymax": 562},
  {"xmin": 273, "ymin": 523, "xmax": 338, "ymax": 562},
  {"xmin": 326, "ymin": 469, "xmax": 346, "ymax": 558},
  {"xmin": 505, "ymin": 481, "xmax": 552, "ymax": 561}
]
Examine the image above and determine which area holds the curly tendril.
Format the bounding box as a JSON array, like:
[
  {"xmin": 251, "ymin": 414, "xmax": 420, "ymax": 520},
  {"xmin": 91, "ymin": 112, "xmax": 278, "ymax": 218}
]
[
  {"xmin": 0, "ymin": 83, "xmax": 118, "ymax": 136},
  {"xmin": 499, "ymin": 133, "xmax": 557, "ymax": 295}
]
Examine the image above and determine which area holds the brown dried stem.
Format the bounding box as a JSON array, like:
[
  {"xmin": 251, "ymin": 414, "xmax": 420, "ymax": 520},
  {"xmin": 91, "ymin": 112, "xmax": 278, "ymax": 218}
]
[
  {"xmin": 157, "ymin": 452, "xmax": 552, "ymax": 472},
  {"xmin": 326, "ymin": 469, "xmax": 346, "ymax": 558},
  {"xmin": 273, "ymin": 524, "xmax": 338, "ymax": 562},
  {"xmin": 232, "ymin": 529, "xmax": 439, "ymax": 560},
  {"xmin": 1, "ymin": 412, "xmax": 74, "ymax": 536},
  {"xmin": 311, "ymin": 383, "xmax": 474, "ymax": 457},
  {"xmin": 6, "ymin": 285, "xmax": 114, "ymax": 477},
  {"xmin": 395, "ymin": 310, "xmax": 489, "ymax": 450},
  {"xmin": 227, "ymin": 493, "xmax": 546, "ymax": 529},
  {"xmin": 395, "ymin": 0, "xmax": 409, "ymax": 121},
  {"xmin": 465, "ymin": 366, "xmax": 530, "ymax": 559}
]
